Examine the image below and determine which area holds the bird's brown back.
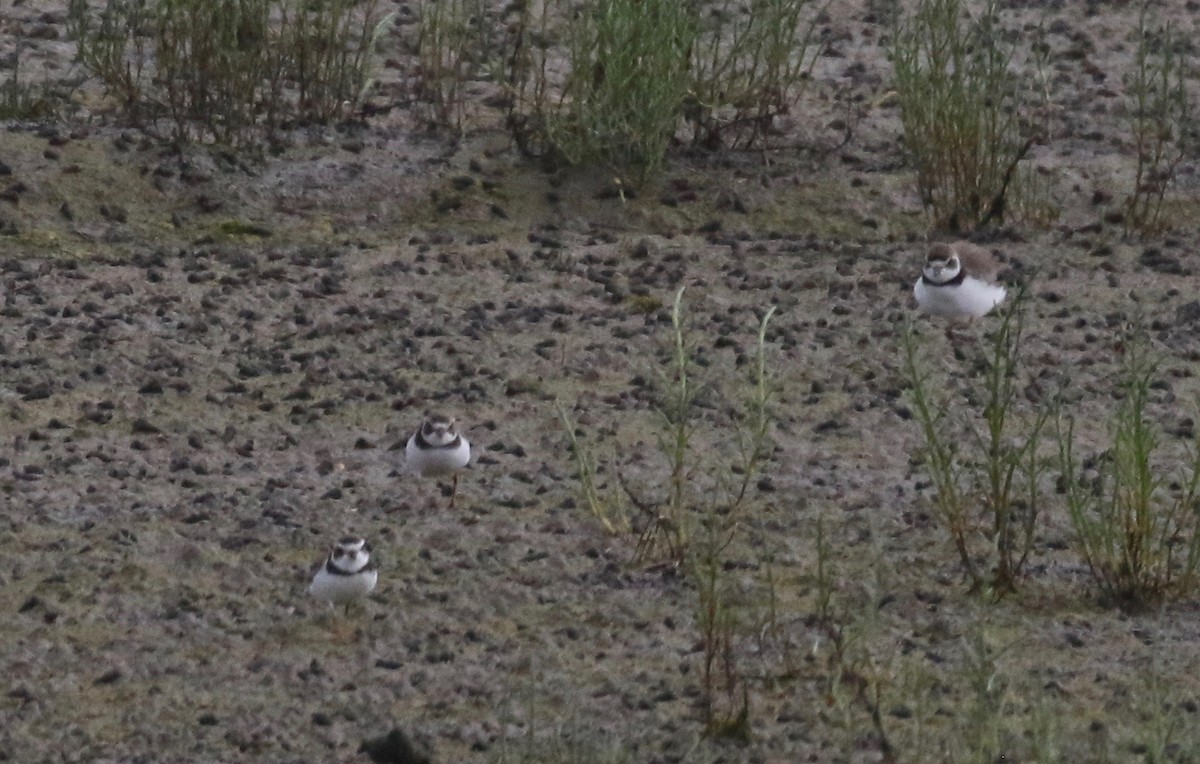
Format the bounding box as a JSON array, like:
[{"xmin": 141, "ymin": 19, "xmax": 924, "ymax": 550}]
[{"xmin": 949, "ymin": 241, "xmax": 1002, "ymax": 283}]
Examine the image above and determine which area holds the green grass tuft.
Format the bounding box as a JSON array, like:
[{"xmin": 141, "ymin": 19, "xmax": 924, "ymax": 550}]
[
  {"xmin": 1122, "ymin": 4, "xmax": 1197, "ymax": 235},
  {"xmin": 902, "ymin": 287, "xmax": 1054, "ymax": 595},
  {"xmin": 1058, "ymin": 327, "xmax": 1200, "ymax": 609},
  {"xmin": 67, "ymin": 0, "xmax": 383, "ymax": 145},
  {"xmin": 891, "ymin": 0, "xmax": 1038, "ymax": 232}
]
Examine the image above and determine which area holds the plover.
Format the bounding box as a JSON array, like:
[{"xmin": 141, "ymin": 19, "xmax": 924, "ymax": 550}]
[
  {"xmin": 913, "ymin": 241, "xmax": 1007, "ymax": 319},
  {"xmin": 309, "ymin": 537, "xmax": 378, "ymax": 614},
  {"xmin": 406, "ymin": 414, "xmax": 471, "ymax": 508}
]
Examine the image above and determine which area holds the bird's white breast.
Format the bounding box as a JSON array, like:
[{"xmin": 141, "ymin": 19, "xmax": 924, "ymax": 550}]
[
  {"xmin": 309, "ymin": 567, "xmax": 378, "ymax": 604},
  {"xmin": 914, "ymin": 276, "xmax": 1006, "ymax": 318},
  {"xmin": 406, "ymin": 435, "xmax": 471, "ymax": 476}
]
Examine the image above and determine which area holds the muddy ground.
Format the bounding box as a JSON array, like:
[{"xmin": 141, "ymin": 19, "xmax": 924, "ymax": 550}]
[{"xmin": 4, "ymin": 1, "xmax": 1200, "ymax": 762}]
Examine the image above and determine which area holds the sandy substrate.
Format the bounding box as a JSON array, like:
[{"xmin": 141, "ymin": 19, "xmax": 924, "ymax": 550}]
[{"xmin": 4, "ymin": 1, "xmax": 1200, "ymax": 762}]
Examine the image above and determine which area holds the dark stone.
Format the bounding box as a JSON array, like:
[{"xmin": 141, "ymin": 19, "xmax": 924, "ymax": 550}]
[
  {"xmin": 359, "ymin": 728, "xmax": 434, "ymax": 764},
  {"xmin": 1140, "ymin": 247, "xmax": 1185, "ymax": 275},
  {"xmin": 94, "ymin": 669, "xmax": 123, "ymax": 685},
  {"xmin": 434, "ymin": 194, "xmax": 462, "ymax": 214},
  {"xmin": 20, "ymin": 383, "xmax": 51, "ymax": 401},
  {"xmin": 1175, "ymin": 301, "xmax": 1200, "ymax": 325},
  {"xmin": 1, "ymin": 182, "xmax": 28, "ymax": 203},
  {"xmin": 131, "ymin": 418, "xmax": 161, "ymax": 434}
]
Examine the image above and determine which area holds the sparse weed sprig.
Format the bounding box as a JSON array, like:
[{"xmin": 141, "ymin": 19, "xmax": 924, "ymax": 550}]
[
  {"xmin": 413, "ymin": 0, "xmax": 491, "ymax": 130},
  {"xmin": 692, "ymin": 301, "xmax": 776, "ymax": 739},
  {"xmin": 549, "ymin": 0, "xmax": 695, "ymax": 182},
  {"xmin": 67, "ymin": 0, "xmax": 382, "ymax": 144},
  {"xmin": 902, "ymin": 287, "xmax": 1053, "ymax": 595},
  {"xmin": 685, "ymin": 0, "xmax": 822, "ymax": 150},
  {"xmin": 693, "ymin": 519, "xmax": 752, "ymax": 741},
  {"xmin": 975, "ymin": 286, "xmax": 1053, "ymax": 592},
  {"xmin": 902, "ymin": 323, "xmax": 972, "ymax": 576},
  {"xmin": 809, "ymin": 514, "xmax": 896, "ymax": 761},
  {"xmin": 154, "ymin": 0, "xmax": 271, "ymax": 143},
  {"xmin": 1123, "ymin": 4, "xmax": 1196, "ymax": 235},
  {"xmin": 495, "ymin": 0, "xmax": 819, "ymax": 181},
  {"xmin": 67, "ymin": 0, "xmax": 153, "ymax": 116},
  {"xmin": 1127, "ymin": 617, "xmax": 1200, "ymax": 758},
  {"xmin": 732, "ymin": 306, "xmax": 778, "ymax": 510},
  {"xmin": 491, "ymin": 693, "xmax": 634, "ymax": 764},
  {"xmin": 285, "ymin": 0, "xmax": 386, "ymax": 123},
  {"xmin": 556, "ymin": 403, "xmax": 630, "ymax": 536},
  {"xmin": 891, "ymin": 0, "xmax": 1036, "ymax": 231},
  {"xmin": 0, "ymin": 46, "xmax": 55, "ymax": 120},
  {"xmin": 958, "ymin": 625, "xmax": 1014, "ymax": 760},
  {"xmin": 657, "ymin": 285, "xmax": 700, "ymax": 557},
  {"xmin": 626, "ymin": 287, "xmax": 701, "ymax": 565},
  {"xmin": 1057, "ymin": 328, "xmax": 1200, "ymax": 608},
  {"xmin": 561, "ymin": 286, "xmax": 777, "ymax": 568},
  {"xmin": 560, "ymin": 286, "xmax": 777, "ymax": 737}
]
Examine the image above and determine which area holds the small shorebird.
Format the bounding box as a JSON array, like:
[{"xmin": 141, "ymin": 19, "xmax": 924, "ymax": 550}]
[
  {"xmin": 913, "ymin": 241, "xmax": 1007, "ymax": 320},
  {"xmin": 406, "ymin": 414, "xmax": 471, "ymax": 508},
  {"xmin": 309, "ymin": 537, "xmax": 378, "ymax": 615}
]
